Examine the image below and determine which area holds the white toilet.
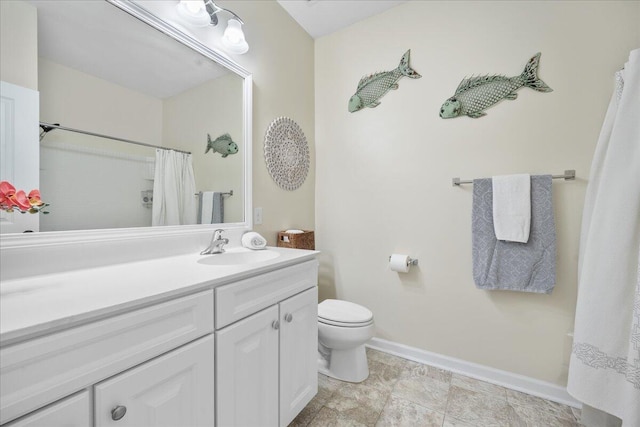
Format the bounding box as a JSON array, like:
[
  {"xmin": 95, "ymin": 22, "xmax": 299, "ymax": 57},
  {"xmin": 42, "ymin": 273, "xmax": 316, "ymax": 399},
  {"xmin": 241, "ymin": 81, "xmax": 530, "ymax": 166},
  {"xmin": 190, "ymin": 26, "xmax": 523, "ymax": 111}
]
[{"xmin": 317, "ymin": 299, "xmax": 374, "ymax": 383}]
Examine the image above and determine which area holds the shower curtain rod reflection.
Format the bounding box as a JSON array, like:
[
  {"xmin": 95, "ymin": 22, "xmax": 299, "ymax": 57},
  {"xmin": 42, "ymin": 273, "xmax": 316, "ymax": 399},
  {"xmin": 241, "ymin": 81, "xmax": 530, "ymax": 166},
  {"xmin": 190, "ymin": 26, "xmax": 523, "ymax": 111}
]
[{"xmin": 39, "ymin": 122, "xmax": 191, "ymax": 155}]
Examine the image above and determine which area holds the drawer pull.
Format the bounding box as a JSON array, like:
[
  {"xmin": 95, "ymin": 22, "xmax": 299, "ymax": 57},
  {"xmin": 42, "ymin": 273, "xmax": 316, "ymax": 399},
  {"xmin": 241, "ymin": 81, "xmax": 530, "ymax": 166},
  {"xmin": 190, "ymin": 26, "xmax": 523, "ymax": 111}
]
[
  {"xmin": 272, "ymin": 320, "xmax": 280, "ymax": 330},
  {"xmin": 111, "ymin": 405, "xmax": 127, "ymax": 421},
  {"xmin": 284, "ymin": 313, "xmax": 293, "ymax": 323}
]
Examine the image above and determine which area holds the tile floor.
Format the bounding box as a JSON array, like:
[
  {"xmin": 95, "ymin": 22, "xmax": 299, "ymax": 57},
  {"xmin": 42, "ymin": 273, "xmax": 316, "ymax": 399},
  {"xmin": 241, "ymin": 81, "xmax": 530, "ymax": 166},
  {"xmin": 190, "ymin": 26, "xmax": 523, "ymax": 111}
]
[{"xmin": 289, "ymin": 348, "xmax": 584, "ymax": 427}]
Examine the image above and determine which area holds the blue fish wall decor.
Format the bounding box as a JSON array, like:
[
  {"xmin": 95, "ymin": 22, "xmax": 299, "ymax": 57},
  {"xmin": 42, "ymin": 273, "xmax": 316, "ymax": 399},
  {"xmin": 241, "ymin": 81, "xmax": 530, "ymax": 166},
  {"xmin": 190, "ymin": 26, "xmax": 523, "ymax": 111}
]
[
  {"xmin": 439, "ymin": 52, "xmax": 552, "ymax": 119},
  {"xmin": 348, "ymin": 49, "xmax": 421, "ymax": 113}
]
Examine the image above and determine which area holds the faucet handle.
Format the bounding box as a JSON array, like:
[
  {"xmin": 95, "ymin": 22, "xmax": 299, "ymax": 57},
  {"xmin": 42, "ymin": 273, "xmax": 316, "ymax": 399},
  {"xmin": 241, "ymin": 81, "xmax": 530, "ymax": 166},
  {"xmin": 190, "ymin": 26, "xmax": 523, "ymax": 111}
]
[{"xmin": 213, "ymin": 229, "xmax": 224, "ymax": 239}]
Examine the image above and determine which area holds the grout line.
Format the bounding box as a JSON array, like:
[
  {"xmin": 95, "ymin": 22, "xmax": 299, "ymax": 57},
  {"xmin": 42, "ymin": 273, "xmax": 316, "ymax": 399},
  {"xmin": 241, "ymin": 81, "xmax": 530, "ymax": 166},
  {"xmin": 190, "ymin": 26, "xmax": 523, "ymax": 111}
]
[
  {"xmin": 442, "ymin": 380, "xmax": 455, "ymax": 427},
  {"xmin": 373, "ymin": 392, "xmax": 393, "ymax": 426},
  {"xmin": 303, "ymin": 405, "xmax": 323, "ymax": 427},
  {"xmin": 374, "ymin": 349, "xmax": 450, "ymax": 426}
]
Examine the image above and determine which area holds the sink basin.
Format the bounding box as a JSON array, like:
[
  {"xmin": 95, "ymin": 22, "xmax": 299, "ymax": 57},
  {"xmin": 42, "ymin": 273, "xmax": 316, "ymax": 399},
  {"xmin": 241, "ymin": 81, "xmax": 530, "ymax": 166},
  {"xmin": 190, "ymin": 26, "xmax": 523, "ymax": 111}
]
[{"xmin": 197, "ymin": 248, "xmax": 280, "ymax": 266}]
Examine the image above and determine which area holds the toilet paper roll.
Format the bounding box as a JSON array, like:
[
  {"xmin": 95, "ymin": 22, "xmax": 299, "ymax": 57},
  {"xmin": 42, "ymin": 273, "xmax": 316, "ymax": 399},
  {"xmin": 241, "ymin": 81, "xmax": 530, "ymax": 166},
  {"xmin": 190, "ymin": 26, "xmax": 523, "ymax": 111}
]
[{"xmin": 389, "ymin": 254, "xmax": 411, "ymax": 273}]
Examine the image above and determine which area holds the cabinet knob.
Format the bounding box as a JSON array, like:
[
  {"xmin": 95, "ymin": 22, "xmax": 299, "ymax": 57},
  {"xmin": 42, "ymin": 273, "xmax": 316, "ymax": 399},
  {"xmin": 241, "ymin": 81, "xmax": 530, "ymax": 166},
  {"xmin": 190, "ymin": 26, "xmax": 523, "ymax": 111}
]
[
  {"xmin": 111, "ymin": 405, "xmax": 127, "ymax": 421},
  {"xmin": 272, "ymin": 320, "xmax": 280, "ymax": 330},
  {"xmin": 284, "ymin": 313, "xmax": 293, "ymax": 323}
]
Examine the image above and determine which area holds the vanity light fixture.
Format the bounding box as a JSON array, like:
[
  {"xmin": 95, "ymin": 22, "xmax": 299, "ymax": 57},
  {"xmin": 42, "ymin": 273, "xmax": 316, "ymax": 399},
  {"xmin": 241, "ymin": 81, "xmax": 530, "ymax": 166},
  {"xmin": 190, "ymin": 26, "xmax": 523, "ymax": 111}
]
[
  {"xmin": 176, "ymin": 0, "xmax": 249, "ymax": 54},
  {"xmin": 222, "ymin": 19, "xmax": 248, "ymax": 54},
  {"xmin": 175, "ymin": 0, "xmax": 210, "ymax": 27}
]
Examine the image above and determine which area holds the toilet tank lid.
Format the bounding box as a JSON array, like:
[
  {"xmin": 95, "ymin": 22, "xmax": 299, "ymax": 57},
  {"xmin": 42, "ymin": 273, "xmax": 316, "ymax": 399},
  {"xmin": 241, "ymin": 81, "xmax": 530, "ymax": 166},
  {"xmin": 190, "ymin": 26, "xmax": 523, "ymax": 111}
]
[{"xmin": 318, "ymin": 299, "xmax": 373, "ymax": 324}]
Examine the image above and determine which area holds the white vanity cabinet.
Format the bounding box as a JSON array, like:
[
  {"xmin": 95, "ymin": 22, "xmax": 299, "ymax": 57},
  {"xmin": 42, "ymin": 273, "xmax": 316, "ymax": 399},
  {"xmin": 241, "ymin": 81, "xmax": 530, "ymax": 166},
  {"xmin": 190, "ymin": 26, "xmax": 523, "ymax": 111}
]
[
  {"xmin": 278, "ymin": 288, "xmax": 320, "ymax": 425},
  {"xmin": 0, "ymin": 290, "xmax": 214, "ymax": 426},
  {"xmin": 4, "ymin": 391, "xmax": 91, "ymax": 427},
  {"xmin": 216, "ymin": 305, "xmax": 280, "ymax": 426},
  {"xmin": 94, "ymin": 334, "xmax": 214, "ymax": 426},
  {"xmin": 5, "ymin": 336, "xmax": 214, "ymax": 427},
  {"xmin": 0, "ymin": 253, "xmax": 319, "ymax": 427},
  {"xmin": 215, "ymin": 261, "xmax": 318, "ymax": 427}
]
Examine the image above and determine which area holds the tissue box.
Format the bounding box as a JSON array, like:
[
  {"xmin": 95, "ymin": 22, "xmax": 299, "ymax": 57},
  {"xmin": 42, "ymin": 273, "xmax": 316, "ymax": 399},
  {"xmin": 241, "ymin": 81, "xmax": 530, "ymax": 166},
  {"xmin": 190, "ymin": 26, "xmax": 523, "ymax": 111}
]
[{"xmin": 277, "ymin": 230, "xmax": 315, "ymax": 250}]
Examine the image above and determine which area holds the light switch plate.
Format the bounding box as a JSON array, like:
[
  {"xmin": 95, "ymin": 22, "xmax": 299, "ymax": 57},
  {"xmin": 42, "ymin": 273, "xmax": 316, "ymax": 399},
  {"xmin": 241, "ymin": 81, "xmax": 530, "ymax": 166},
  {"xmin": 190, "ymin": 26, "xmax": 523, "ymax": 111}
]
[{"xmin": 254, "ymin": 207, "xmax": 263, "ymax": 225}]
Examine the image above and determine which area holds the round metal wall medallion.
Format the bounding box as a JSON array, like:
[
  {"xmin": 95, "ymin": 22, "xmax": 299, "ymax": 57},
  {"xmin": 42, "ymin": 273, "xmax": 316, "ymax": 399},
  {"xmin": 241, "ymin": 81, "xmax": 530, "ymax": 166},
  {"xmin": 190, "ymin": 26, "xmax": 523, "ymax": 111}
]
[{"xmin": 264, "ymin": 117, "xmax": 309, "ymax": 191}]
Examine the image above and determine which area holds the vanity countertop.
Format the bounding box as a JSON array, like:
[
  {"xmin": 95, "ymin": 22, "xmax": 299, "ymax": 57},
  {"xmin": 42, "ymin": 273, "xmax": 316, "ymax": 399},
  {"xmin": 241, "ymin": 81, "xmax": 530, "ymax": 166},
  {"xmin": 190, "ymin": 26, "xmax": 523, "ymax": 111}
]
[{"xmin": 0, "ymin": 246, "xmax": 318, "ymax": 346}]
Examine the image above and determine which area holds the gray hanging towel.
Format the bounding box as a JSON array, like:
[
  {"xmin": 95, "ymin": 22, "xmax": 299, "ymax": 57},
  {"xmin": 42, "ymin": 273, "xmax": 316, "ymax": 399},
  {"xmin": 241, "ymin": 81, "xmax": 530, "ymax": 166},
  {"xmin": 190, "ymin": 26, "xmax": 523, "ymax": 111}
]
[
  {"xmin": 472, "ymin": 175, "xmax": 556, "ymax": 293},
  {"xmin": 198, "ymin": 191, "xmax": 224, "ymax": 224},
  {"xmin": 212, "ymin": 192, "xmax": 224, "ymax": 224}
]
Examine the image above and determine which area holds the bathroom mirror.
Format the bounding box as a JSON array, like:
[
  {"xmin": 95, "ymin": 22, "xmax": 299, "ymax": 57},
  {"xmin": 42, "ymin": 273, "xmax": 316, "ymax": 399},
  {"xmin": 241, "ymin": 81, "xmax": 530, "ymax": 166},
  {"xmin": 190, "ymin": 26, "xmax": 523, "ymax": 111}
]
[{"xmin": 1, "ymin": 0, "xmax": 252, "ymax": 243}]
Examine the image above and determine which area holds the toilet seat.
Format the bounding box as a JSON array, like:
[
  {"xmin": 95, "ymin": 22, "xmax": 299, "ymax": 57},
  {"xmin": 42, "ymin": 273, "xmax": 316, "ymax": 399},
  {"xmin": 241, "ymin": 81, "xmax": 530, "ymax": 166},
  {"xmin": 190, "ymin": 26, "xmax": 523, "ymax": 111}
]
[
  {"xmin": 318, "ymin": 299, "xmax": 373, "ymax": 328},
  {"xmin": 319, "ymin": 318, "xmax": 374, "ymax": 328}
]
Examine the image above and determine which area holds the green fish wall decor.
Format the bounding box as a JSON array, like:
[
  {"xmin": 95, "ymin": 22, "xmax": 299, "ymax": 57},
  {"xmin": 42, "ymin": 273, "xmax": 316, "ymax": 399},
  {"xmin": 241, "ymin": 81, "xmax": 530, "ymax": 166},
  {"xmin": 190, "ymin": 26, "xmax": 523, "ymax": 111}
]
[
  {"xmin": 348, "ymin": 49, "xmax": 421, "ymax": 113},
  {"xmin": 439, "ymin": 52, "xmax": 552, "ymax": 119},
  {"xmin": 205, "ymin": 133, "xmax": 238, "ymax": 157}
]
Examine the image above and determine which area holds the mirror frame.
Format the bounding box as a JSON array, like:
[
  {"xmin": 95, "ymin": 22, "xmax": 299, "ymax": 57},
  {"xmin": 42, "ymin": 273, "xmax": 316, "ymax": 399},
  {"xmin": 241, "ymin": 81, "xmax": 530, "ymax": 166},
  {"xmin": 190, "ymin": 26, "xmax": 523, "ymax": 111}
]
[{"xmin": 0, "ymin": 0, "xmax": 252, "ymax": 249}]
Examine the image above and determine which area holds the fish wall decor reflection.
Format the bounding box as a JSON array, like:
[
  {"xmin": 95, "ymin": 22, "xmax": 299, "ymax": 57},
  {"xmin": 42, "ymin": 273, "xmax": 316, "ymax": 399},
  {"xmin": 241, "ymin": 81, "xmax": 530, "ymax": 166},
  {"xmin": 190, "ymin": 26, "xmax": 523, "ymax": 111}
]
[
  {"xmin": 439, "ymin": 52, "xmax": 552, "ymax": 119},
  {"xmin": 348, "ymin": 49, "xmax": 421, "ymax": 113},
  {"xmin": 205, "ymin": 133, "xmax": 238, "ymax": 157}
]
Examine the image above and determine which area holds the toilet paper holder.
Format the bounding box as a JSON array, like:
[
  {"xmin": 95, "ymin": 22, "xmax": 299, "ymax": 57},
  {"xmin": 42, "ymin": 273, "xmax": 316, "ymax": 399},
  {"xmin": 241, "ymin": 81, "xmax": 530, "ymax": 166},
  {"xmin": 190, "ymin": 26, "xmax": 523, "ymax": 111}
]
[{"xmin": 388, "ymin": 256, "xmax": 419, "ymax": 266}]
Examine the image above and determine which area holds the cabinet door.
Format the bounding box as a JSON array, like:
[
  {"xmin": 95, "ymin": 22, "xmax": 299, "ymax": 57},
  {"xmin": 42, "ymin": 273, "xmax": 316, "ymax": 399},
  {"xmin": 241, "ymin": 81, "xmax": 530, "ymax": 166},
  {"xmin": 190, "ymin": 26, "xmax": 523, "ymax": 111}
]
[
  {"xmin": 279, "ymin": 288, "xmax": 318, "ymax": 427},
  {"xmin": 94, "ymin": 334, "xmax": 214, "ymax": 427},
  {"xmin": 216, "ymin": 305, "xmax": 279, "ymax": 427},
  {"xmin": 4, "ymin": 390, "xmax": 90, "ymax": 427}
]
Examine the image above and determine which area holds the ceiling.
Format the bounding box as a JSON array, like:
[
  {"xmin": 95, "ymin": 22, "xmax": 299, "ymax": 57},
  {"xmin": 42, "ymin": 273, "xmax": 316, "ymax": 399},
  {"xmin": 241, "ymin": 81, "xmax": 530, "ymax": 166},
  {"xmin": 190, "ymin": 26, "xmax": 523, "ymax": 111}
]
[
  {"xmin": 30, "ymin": 0, "xmax": 406, "ymax": 98},
  {"xmin": 276, "ymin": 0, "xmax": 408, "ymax": 39},
  {"xmin": 30, "ymin": 0, "xmax": 228, "ymax": 99}
]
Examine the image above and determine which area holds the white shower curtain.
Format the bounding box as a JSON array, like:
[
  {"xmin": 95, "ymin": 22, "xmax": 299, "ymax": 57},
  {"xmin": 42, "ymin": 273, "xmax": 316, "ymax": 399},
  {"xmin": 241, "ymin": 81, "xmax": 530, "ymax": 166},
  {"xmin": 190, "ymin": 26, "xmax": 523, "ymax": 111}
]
[
  {"xmin": 152, "ymin": 149, "xmax": 197, "ymax": 226},
  {"xmin": 567, "ymin": 49, "xmax": 640, "ymax": 426}
]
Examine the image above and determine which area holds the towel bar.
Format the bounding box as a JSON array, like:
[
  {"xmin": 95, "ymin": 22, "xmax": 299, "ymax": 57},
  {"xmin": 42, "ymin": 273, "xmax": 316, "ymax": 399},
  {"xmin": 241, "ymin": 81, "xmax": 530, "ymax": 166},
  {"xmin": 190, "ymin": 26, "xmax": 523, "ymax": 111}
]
[
  {"xmin": 194, "ymin": 190, "xmax": 234, "ymax": 196},
  {"xmin": 452, "ymin": 170, "xmax": 575, "ymax": 187}
]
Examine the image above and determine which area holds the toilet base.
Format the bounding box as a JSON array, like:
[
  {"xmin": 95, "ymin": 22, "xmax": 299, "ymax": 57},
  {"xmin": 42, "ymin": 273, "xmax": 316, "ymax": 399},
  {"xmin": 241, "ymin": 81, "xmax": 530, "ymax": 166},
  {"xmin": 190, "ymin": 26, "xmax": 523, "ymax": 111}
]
[{"xmin": 317, "ymin": 345, "xmax": 369, "ymax": 383}]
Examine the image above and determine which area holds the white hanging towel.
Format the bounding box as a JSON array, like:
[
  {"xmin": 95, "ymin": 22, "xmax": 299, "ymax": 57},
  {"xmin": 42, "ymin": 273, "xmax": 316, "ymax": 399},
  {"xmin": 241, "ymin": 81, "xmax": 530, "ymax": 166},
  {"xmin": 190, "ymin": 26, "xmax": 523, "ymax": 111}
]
[
  {"xmin": 199, "ymin": 192, "xmax": 215, "ymax": 224},
  {"xmin": 198, "ymin": 191, "xmax": 224, "ymax": 224},
  {"xmin": 492, "ymin": 174, "xmax": 531, "ymax": 243},
  {"xmin": 567, "ymin": 49, "xmax": 640, "ymax": 426},
  {"xmin": 152, "ymin": 149, "xmax": 197, "ymax": 226}
]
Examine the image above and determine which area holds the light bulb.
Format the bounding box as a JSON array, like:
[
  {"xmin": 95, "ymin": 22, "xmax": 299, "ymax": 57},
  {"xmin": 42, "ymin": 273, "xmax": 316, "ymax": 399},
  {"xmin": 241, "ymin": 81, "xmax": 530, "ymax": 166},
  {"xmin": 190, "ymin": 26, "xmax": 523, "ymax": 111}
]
[
  {"xmin": 176, "ymin": 0, "xmax": 210, "ymax": 27},
  {"xmin": 222, "ymin": 19, "xmax": 249, "ymax": 54},
  {"xmin": 184, "ymin": 1, "xmax": 203, "ymax": 13}
]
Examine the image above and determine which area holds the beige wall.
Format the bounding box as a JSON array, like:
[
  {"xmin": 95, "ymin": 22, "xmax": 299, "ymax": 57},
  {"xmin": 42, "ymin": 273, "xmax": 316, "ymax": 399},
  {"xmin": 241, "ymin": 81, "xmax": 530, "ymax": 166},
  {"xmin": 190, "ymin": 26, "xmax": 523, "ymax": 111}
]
[
  {"xmin": 226, "ymin": 1, "xmax": 316, "ymax": 242},
  {"xmin": 0, "ymin": 0, "xmax": 37, "ymax": 90},
  {"xmin": 163, "ymin": 74, "xmax": 244, "ymax": 223},
  {"xmin": 39, "ymin": 58, "xmax": 163, "ymax": 150},
  {"xmin": 315, "ymin": 1, "xmax": 639, "ymax": 386}
]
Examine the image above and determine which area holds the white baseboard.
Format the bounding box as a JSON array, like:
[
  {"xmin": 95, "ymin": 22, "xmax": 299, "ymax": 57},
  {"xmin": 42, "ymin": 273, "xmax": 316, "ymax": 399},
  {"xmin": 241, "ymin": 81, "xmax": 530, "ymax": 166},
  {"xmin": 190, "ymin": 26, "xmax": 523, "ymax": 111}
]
[{"xmin": 366, "ymin": 337, "xmax": 582, "ymax": 409}]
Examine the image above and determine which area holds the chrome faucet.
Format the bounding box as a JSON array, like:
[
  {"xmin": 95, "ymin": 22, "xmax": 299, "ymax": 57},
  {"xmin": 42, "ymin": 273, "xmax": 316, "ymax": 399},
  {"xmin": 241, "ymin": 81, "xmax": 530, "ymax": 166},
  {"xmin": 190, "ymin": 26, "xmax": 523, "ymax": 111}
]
[{"xmin": 201, "ymin": 229, "xmax": 229, "ymax": 255}]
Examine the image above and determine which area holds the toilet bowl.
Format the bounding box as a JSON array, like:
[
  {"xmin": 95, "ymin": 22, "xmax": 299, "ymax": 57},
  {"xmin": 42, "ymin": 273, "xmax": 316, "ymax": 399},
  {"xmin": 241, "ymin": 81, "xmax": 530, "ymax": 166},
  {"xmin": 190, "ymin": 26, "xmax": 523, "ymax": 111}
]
[{"xmin": 317, "ymin": 299, "xmax": 374, "ymax": 383}]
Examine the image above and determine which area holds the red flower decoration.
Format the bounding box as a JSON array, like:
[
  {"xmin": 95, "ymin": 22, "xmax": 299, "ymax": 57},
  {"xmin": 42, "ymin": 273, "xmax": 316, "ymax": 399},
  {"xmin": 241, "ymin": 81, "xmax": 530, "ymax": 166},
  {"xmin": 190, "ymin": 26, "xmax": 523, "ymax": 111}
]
[
  {"xmin": 0, "ymin": 181, "xmax": 48, "ymax": 214},
  {"xmin": 28, "ymin": 189, "xmax": 44, "ymax": 207},
  {"xmin": 0, "ymin": 181, "xmax": 15, "ymax": 197},
  {"xmin": 0, "ymin": 181, "xmax": 16, "ymax": 211},
  {"xmin": 13, "ymin": 190, "xmax": 32, "ymax": 210}
]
